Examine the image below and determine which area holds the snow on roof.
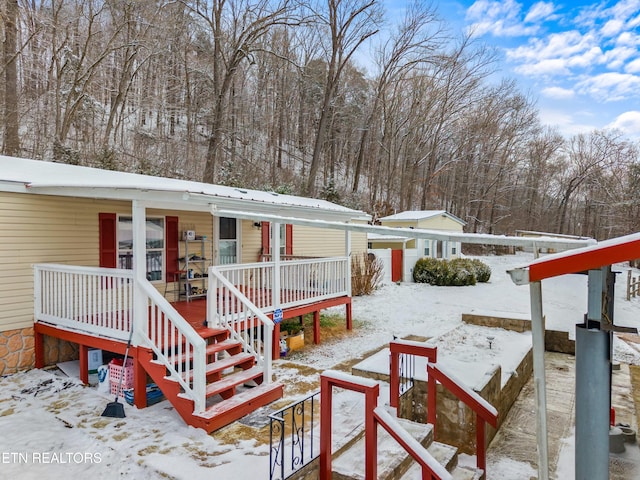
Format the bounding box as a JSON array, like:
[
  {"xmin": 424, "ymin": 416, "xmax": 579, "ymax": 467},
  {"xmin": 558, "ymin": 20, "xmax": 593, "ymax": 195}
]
[
  {"xmin": 508, "ymin": 232, "xmax": 640, "ymax": 284},
  {"xmin": 380, "ymin": 210, "xmax": 466, "ymax": 225},
  {"xmin": 0, "ymin": 155, "xmax": 364, "ymax": 217},
  {"xmin": 367, "ymin": 233, "xmax": 409, "ymax": 242}
]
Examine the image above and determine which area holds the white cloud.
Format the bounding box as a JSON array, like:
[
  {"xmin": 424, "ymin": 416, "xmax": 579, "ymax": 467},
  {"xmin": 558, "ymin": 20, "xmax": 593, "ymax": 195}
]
[
  {"xmin": 515, "ymin": 58, "xmax": 571, "ymax": 76},
  {"xmin": 606, "ymin": 111, "xmax": 640, "ymax": 140},
  {"xmin": 601, "ymin": 19, "xmax": 625, "ymax": 37},
  {"xmin": 605, "ymin": 45, "xmax": 637, "ymax": 70},
  {"xmin": 541, "ymin": 86, "xmax": 575, "ymax": 99},
  {"xmin": 508, "ymin": 31, "xmax": 606, "ymax": 76},
  {"xmin": 577, "ymin": 73, "xmax": 640, "ymax": 102},
  {"xmin": 538, "ymin": 108, "xmax": 598, "ymax": 137},
  {"xmin": 524, "ymin": 2, "xmax": 557, "ymax": 23},
  {"xmin": 626, "ymin": 59, "xmax": 640, "ymax": 74},
  {"xmin": 466, "ymin": 0, "xmax": 540, "ymax": 37}
]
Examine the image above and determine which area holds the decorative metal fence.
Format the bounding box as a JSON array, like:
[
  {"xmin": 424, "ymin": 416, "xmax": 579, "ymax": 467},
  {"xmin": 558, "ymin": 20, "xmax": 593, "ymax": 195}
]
[{"xmin": 269, "ymin": 390, "xmax": 321, "ymax": 480}]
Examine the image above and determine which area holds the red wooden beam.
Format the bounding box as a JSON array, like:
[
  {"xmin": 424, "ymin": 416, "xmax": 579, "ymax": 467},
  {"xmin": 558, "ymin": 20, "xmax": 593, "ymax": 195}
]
[{"xmin": 527, "ymin": 234, "xmax": 640, "ymax": 282}]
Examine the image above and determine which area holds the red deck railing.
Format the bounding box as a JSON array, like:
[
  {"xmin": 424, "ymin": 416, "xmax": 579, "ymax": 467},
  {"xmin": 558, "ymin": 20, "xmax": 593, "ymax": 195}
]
[
  {"xmin": 320, "ymin": 370, "xmax": 450, "ymax": 480},
  {"xmin": 389, "ymin": 340, "xmax": 498, "ymax": 475}
]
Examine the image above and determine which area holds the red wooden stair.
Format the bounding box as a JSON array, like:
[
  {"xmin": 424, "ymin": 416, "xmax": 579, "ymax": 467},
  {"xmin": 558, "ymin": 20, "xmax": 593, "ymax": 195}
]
[{"xmin": 139, "ymin": 325, "xmax": 283, "ymax": 433}]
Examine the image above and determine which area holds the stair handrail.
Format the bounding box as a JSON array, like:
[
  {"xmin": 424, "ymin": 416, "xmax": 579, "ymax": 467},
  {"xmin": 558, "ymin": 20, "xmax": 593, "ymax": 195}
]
[
  {"xmin": 208, "ymin": 266, "xmax": 274, "ymax": 384},
  {"xmin": 138, "ymin": 279, "xmax": 207, "ymax": 413},
  {"xmin": 389, "ymin": 339, "xmax": 437, "ymax": 409},
  {"xmin": 320, "ymin": 370, "xmax": 451, "ymax": 480},
  {"xmin": 427, "ymin": 362, "xmax": 498, "ymax": 474},
  {"xmin": 373, "ymin": 406, "xmax": 452, "ymax": 480}
]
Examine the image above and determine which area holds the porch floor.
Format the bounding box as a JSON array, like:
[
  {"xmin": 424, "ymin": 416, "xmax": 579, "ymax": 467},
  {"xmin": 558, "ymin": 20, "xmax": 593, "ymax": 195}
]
[{"xmin": 170, "ymin": 294, "xmax": 353, "ymax": 347}]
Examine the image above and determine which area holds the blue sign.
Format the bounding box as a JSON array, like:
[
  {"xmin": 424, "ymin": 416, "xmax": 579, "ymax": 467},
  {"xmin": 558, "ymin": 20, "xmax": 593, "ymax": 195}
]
[{"xmin": 273, "ymin": 308, "xmax": 283, "ymax": 324}]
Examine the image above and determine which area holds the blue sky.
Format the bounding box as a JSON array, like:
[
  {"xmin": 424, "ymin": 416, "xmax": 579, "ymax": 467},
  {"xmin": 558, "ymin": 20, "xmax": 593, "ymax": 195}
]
[{"xmin": 383, "ymin": 0, "xmax": 640, "ymax": 141}]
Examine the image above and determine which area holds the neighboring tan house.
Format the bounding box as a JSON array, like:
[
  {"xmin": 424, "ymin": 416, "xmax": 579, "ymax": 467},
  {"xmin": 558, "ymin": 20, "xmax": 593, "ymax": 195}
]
[
  {"xmin": 0, "ymin": 155, "xmax": 368, "ymax": 432},
  {"xmin": 368, "ymin": 210, "xmax": 466, "ymax": 282}
]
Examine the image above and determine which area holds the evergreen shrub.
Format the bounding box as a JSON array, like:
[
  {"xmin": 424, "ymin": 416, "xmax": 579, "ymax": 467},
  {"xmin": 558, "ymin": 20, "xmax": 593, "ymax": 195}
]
[{"xmin": 413, "ymin": 257, "xmax": 491, "ymax": 286}]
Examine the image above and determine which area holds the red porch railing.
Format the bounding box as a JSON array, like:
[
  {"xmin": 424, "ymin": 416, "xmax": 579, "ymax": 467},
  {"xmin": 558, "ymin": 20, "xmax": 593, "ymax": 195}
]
[
  {"xmin": 389, "ymin": 340, "xmax": 498, "ymax": 475},
  {"xmin": 427, "ymin": 362, "xmax": 498, "ymax": 473},
  {"xmin": 320, "ymin": 370, "xmax": 450, "ymax": 480},
  {"xmin": 389, "ymin": 339, "xmax": 437, "ymax": 409}
]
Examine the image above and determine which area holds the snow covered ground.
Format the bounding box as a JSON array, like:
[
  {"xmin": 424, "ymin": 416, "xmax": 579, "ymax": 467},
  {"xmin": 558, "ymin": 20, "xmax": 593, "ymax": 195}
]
[{"xmin": 1, "ymin": 252, "xmax": 639, "ymax": 479}]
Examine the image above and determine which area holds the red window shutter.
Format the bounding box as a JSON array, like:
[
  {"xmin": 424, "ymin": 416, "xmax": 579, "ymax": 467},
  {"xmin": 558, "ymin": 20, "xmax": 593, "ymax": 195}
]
[
  {"xmin": 285, "ymin": 224, "xmax": 293, "ymax": 255},
  {"xmin": 261, "ymin": 221, "xmax": 270, "ymax": 255},
  {"xmin": 99, "ymin": 213, "xmax": 117, "ymax": 268},
  {"xmin": 165, "ymin": 216, "xmax": 179, "ymax": 278}
]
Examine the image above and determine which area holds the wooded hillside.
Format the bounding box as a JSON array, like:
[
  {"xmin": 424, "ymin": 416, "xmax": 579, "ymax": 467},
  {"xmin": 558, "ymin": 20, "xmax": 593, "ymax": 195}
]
[{"xmin": 2, "ymin": 0, "xmax": 639, "ymax": 239}]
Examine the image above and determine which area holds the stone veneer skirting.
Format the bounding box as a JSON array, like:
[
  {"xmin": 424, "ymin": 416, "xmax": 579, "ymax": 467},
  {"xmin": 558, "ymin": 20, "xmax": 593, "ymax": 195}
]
[{"xmin": 0, "ymin": 326, "xmax": 79, "ymax": 376}]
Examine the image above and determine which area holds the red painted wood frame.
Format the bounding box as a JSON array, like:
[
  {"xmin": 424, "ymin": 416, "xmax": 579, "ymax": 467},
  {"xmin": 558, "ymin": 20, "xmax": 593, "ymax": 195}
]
[
  {"xmin": 320, "ymin": 373, "xmax": 379, "ymax": 480},
  {"xmin": 34, "ymin": 323, "xmax": 147, "ymax": 409},
  {"xmin": 389, "ymin": 340, "xmax": 437, "ymax": 409},
  {"xmin": 427, "ymin": 363, "xmax": 498, "ymax": 473}
]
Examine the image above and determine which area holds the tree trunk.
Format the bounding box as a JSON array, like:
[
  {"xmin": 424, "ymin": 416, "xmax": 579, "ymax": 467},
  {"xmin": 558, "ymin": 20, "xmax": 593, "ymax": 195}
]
[{"xmin": 3, "ymin": 0, "xmax": 20, "ymax": 156}]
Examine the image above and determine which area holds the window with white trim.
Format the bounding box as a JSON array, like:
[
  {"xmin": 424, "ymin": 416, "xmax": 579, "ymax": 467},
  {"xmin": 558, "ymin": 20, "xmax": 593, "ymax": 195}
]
[{"xmin": 118, "ymin": 216, "xmax": 164, "ymax": 281}]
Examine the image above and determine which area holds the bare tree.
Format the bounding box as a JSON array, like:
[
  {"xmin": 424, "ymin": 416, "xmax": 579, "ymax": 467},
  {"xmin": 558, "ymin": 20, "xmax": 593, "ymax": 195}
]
[
  {"xmin": 351, "ymin": 0, "xmax": 444, "ymax": 193},
  {"xmin": 304, "ymin": 0, "xmax": 382, "ymax": 195},
  {"xmin": 182, "ymin": 0, "xmax": 297, "ymax": 183},
  {"xmin": 2, "ymin": 0, "xmax": 20, "ymax": 155}
]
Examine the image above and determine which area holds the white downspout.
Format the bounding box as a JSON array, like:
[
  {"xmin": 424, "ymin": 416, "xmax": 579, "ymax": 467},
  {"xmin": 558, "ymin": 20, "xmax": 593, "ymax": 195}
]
[{"xmin": 132, "ymin": 200, "xmax": 148, "ymax": 345}]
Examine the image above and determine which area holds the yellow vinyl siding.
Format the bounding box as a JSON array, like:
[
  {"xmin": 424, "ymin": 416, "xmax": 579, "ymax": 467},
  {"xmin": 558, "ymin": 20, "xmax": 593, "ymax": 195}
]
[
  {"xmin": 415, "ymin": 216, "xmax": 463, "ymax": 232},
  {"xmin": 0, "ymin": 192, "xmax": 129, "ymax": 331},
  {"xmin": 292, "ymin": 225, "xmax": 346, "ymax": 257}
]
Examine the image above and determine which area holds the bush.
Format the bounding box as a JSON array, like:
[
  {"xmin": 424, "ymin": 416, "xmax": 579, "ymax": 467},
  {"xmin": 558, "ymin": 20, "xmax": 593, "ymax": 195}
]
[
  {"xmin": 469, "ymin": 258, "xmax": 492, "ymax": 282},
  {"xmin": 413, "ymin": 257, "xmax": 491, "ymax": 286},
  {"xmin": 351, "ymin": 252, "xmax": 384, "ymax": 295}
]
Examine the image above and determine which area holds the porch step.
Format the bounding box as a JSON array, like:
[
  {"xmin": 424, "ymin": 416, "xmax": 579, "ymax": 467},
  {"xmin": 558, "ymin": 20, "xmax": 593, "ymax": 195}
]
[
  {"xmin": 198, "ymin": 382, "xmax": 284, "ymax": 420},
  {"xmin": 400, "ymin": 441, "xmax": 484, "ymax": 480},
  {"xmin": 163, "ymin": 339, "xmax": 243, "ymax": 366},
  {"xmin": 205, "ymin": 352, "xmax": 255, "ymax": 378},
  {"xmin": 205, "ymin": 366, "xmax": 264, "ymax": 399},
  {"xmin": 193, "ymin": 327, "xmax": 229, "ymax": 342}
]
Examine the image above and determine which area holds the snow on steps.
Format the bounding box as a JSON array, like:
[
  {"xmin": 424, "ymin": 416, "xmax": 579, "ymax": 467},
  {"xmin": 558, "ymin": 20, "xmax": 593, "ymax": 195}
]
[
  {"xmin": 402, "ymin": 442, "xmax": 484, "ymax": 480},
  {"xmin": 332, "ymin": 413, "xmax": 434, "ymax": 480},
  {"xmin": 139, "ymin": 327, "xmax": 283, "ymax": 434}
]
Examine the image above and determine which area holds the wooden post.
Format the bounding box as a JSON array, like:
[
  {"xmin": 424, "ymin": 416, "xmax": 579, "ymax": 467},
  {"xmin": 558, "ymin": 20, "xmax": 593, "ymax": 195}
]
[
  {"xmin": 319, "ymin": 375, "xmax": 333, "ymax": 480},
  {"xmin": 34, "ymin": 329, "xmax": 45, "ymax": 369},
  {"xmin": 134, "ymin": 349, "xmax": 147, "ymax": 409},
  {"xmin": 427, "ymin": 364, "xmax": 437, "ymax": 438},
  {"xmin": 389, "ymin": 349, "xmax": 399, "ymax": 409},
  {"xmin": 79, "ymin": 344, "xmax": 89, "ymax": 384},
  {"xmin": 628, "ymin": 271, "xmax": 632, "ymax": 300},
  {"xmin": 313, "ymin": 310, "xmax": 320, "ymax": 344},
  {"xmin": 476, "ymin": 413, "xmax": 486, "ymax": 472}
]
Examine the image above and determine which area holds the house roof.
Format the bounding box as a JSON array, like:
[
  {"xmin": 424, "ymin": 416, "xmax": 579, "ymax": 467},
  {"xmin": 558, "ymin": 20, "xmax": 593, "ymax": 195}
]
[
  {"xmin": 380, "ymin": 210, "xmax": 466, "ymax": 226},
  {"xmin": 0, "ymin": 155, "xmax": 368, "ymax": 222}
]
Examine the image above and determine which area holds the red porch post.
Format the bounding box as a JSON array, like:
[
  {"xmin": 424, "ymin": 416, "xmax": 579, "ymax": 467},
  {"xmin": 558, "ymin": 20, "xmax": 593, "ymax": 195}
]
[
  {"xmin": 79, "ymin": 344, "xmax": 89, "ymax": 384},
  {"xmin": 476, "ymin": 413, "xmax": 486, "ymax": 472},
  {"xmin": 272, "ymin": 322, "xmax": 281, "ymax": 360},
  {"xmin": 389, "ymin": 349, "xmax": 399, "ymax": 409},
  {"xmin": 313, "ymin": 310, "xmax": 320, "ymax": 344},
  {"xmin": 34, "ymin": 329, "xmax": 44, "ymax": 369},
  {"xmin": 345, "ymin": 301, "xmax": 352, "ymax": 330},
  {"xmin": 427, "ymin": 364, "xmax": 437, "ymax": 438},
  {"xmin": 319, "ymin": 374, "xmax": 333, "ymax": 480},
  {"xmin": 134, "ymin": 349, "xmax": 147, "ymax": 409}
]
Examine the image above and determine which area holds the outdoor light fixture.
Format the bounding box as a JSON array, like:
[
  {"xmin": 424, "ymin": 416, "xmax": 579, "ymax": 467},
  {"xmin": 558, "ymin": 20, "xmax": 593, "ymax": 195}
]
[{"xmin": 487, "ymin": 336, "xmax": 495, "ymax": 349}]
